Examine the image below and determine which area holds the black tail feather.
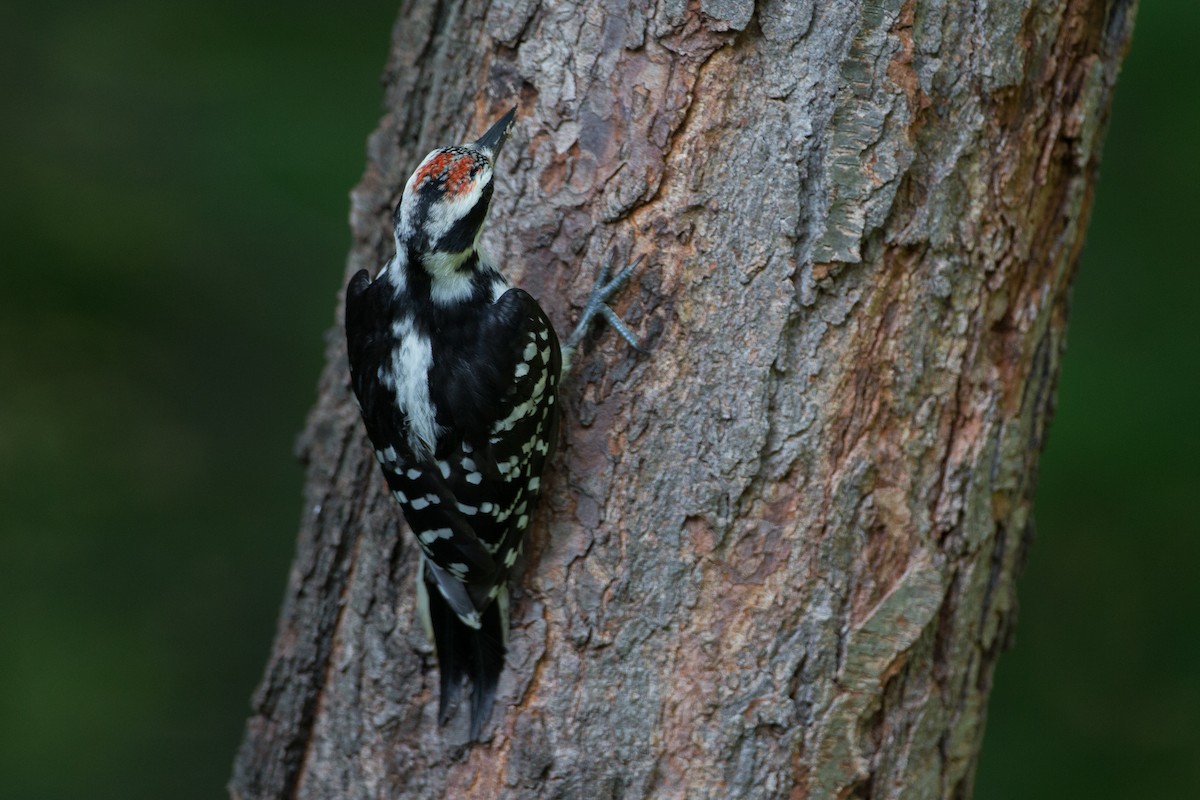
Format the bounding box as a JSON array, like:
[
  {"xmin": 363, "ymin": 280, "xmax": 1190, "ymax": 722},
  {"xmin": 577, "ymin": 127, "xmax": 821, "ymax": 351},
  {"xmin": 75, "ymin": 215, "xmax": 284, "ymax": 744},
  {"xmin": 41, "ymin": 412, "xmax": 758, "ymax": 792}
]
[{"xmin": 424, "ymin": 575, "xmax": 507, "ymax": 740}]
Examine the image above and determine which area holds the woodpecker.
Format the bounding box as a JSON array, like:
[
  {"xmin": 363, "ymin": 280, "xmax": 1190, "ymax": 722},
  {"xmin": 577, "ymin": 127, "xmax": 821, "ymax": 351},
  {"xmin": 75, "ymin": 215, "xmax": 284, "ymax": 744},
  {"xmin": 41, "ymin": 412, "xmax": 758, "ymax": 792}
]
[{"xmin": 344, "ymin": 107, "xmax": 642, "ymax": 739}]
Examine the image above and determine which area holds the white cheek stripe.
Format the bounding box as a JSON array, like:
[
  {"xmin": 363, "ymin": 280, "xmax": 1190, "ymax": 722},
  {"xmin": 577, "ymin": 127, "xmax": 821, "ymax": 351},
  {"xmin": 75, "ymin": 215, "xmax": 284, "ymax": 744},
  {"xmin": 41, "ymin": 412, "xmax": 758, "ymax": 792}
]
[
  {"xmin": 423, "ymin": 180, "xmax": 483, "ymax": 242},
  {"xmin": 420, "ymin": 173, "xmax": 486, "ymax": 307}
]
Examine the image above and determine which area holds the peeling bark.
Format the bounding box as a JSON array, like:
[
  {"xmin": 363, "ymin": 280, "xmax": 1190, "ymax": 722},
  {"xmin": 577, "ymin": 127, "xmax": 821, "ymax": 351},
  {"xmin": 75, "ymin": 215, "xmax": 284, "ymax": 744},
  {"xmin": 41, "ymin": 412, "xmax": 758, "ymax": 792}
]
[{"xmin": 231, "ymin": 0, "xmax": 1136, "ymax": 797}]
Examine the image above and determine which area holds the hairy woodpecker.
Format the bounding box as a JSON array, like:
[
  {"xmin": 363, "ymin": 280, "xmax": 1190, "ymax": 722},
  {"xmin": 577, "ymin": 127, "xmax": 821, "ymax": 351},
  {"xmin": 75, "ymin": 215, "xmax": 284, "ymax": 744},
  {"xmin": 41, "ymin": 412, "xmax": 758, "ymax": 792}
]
[{"xmin": 344, "ymin": 107, "xmax": 642, "ymax": 739}]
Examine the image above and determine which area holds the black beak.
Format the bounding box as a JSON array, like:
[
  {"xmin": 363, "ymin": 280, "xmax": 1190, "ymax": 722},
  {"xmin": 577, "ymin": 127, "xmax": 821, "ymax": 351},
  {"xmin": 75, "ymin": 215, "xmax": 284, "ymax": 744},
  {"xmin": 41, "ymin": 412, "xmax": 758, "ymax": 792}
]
[{"xmin": 473, "ymin": 106, "xmax": 517, "ymax": 161}]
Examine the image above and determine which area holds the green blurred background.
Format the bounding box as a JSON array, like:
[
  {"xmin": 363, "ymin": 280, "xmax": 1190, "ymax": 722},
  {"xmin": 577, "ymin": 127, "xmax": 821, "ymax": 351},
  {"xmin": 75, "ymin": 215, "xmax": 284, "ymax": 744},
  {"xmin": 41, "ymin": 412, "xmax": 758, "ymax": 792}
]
[{"xmin": 0, "ymin": 2, "xmax": 1193, "ymax": 798}]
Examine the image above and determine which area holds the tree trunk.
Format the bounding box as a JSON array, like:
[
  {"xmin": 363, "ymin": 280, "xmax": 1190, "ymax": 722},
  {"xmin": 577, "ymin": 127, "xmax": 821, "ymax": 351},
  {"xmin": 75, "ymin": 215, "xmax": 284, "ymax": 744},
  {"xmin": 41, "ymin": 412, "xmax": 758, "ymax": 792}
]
[{"xmin": 231, "ymin": 0, "xmax": 1135, "ymax": 797}]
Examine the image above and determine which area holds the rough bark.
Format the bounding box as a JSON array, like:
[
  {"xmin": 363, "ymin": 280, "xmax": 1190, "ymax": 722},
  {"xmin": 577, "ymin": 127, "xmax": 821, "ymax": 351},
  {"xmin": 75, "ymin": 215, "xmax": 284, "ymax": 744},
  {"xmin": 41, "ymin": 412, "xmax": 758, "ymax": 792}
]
[{"xmin": 231, "ymin": 0, "xmax": 1135, "ymax": 797}]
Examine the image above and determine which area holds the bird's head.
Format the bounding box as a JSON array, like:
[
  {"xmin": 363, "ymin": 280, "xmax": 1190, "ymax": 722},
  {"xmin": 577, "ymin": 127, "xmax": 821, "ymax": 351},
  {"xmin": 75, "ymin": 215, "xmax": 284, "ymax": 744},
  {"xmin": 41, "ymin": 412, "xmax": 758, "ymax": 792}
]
[{"xmin": 393, "ymin": 107, "xmax": 517, "ymax": 275}]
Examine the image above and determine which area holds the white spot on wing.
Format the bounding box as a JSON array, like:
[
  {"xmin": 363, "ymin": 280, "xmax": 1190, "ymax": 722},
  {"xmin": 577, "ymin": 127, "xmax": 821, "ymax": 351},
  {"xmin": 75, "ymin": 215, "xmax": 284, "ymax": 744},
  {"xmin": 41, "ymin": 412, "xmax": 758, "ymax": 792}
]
[
  {"xmin": 419, "ymin": 528, "xmax": 453, "ymax": 544},
  {"xmin": 530, "ymin": 371, "xmax": 547, "ymax": 400},
  {"xmin": 493, "ymin": 401, "xmax": 532, "ymax": 434}
]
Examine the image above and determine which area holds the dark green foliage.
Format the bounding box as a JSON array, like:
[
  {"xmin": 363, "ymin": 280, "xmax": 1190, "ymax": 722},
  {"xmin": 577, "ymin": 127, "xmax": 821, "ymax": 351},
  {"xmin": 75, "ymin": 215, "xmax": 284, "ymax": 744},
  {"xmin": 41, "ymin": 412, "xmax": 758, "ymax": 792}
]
[
  {"xmin": 977, "ymin": 4, "xmax": 1200, "ymax": 797},
  {"xmin": 0, "ymin": 3, "xmax": 397, "ymax": 798}
]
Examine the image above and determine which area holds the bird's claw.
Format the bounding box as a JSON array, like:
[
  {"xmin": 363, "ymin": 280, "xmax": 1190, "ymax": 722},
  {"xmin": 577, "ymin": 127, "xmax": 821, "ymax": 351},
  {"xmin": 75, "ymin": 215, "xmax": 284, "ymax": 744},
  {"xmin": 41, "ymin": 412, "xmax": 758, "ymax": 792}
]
[{"xmin": 565, "ymin": 250, "xmax": 647, "ymax": 353}]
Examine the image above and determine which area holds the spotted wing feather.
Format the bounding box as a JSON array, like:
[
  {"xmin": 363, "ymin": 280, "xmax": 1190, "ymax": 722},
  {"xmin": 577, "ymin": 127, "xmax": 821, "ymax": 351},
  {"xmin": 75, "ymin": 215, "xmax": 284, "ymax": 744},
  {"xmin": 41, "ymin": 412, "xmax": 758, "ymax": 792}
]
[
  {"xmin": 348, "ymin": 276, "xmax": 559, "ymax": 615},
  {"xmin": 421, "ymin": 287, "xmax": 561, "ymax": 600}
]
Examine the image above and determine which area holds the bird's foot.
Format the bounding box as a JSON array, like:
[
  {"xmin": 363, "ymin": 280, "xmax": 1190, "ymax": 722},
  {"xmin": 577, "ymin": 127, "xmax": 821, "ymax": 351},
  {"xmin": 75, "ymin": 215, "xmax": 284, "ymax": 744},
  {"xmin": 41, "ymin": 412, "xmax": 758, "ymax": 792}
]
[{"xmin": 564, "ymin": 248, "xmax": 647, "ymax": 357}]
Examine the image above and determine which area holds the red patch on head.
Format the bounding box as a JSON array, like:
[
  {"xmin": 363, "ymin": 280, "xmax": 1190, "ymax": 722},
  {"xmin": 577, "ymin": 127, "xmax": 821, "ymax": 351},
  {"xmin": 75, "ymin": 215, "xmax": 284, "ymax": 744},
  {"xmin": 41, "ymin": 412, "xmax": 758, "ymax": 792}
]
[
  {"xmin": 415, "ymin": 151, "xmax": 477, "ymax": 197},
  {"xmin": 415, "ymin": 152, "xmax": 452, "ymax": 186}
]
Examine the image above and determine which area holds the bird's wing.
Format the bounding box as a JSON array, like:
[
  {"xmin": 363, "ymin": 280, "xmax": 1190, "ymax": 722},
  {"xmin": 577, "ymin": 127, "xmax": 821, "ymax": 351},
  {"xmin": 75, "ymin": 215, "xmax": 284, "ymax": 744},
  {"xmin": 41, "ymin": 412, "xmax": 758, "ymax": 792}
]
[{"xmin": 408, "ymin": 288, "xmax": 562, "ymax": 610}]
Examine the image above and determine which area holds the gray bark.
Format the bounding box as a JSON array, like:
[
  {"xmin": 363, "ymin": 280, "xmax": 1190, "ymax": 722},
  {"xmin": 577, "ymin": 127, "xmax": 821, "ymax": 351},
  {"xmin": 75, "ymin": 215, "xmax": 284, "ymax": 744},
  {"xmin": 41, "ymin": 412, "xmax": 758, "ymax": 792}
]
[{"xmin": 231, "ymin": 0, "xmax": 1136, "ymax": 797}]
